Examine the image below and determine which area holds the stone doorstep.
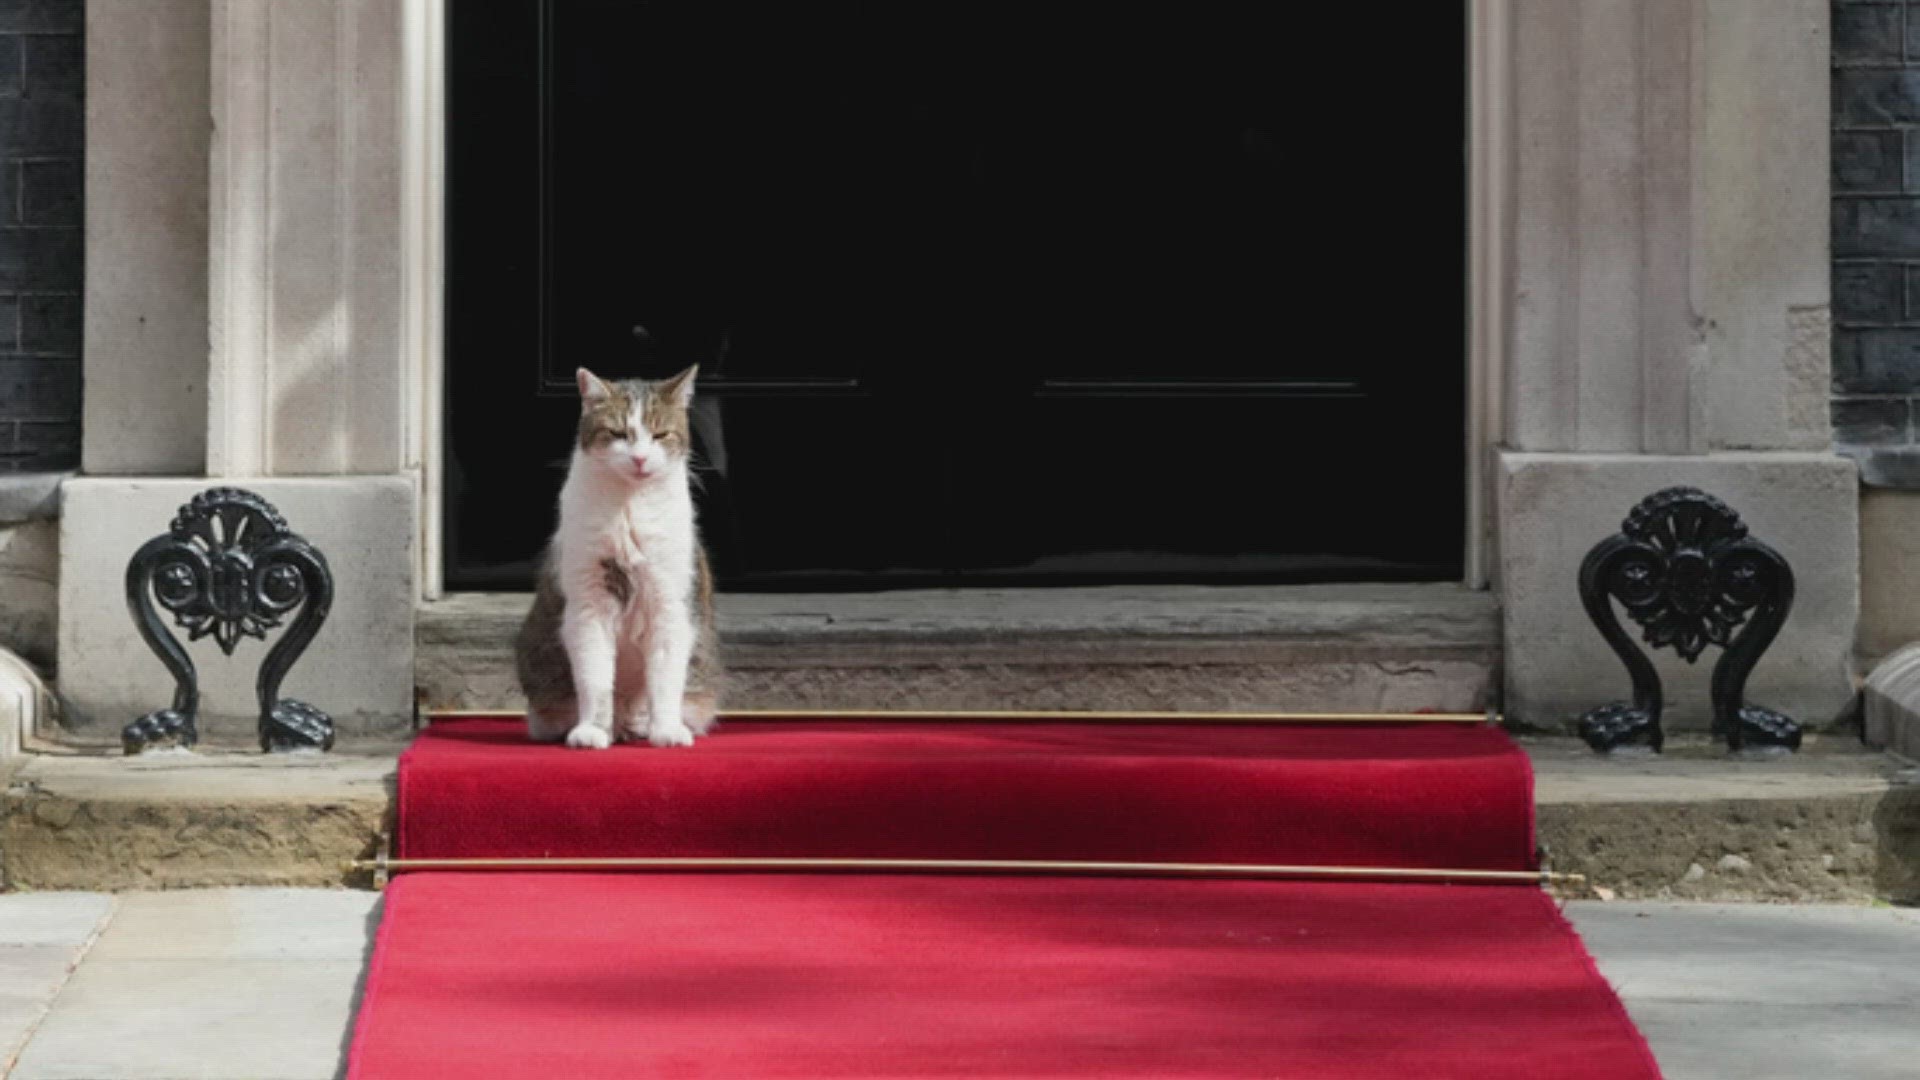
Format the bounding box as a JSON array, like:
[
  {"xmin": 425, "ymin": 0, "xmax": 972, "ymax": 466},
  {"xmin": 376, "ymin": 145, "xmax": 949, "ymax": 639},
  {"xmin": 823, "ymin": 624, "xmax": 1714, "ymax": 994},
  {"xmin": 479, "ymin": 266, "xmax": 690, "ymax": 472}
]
[
  {"xmin": 0, "ymin": 747, "xmax": 398, "ymax": 892},
  {"xmin": 39, "ymin": 582, "xmax": 1504, "ymax": 747},
  {"xmin": 417, "ymin": 583, "xmax": 1504, "ymax": 721},
  {"xmin": 3, "ymin": 735, "xmax": 1916, "ymax": 903},
  {"xmin": 1526, "ymin": 736, "xmax": 1920, "ymax": 904}
]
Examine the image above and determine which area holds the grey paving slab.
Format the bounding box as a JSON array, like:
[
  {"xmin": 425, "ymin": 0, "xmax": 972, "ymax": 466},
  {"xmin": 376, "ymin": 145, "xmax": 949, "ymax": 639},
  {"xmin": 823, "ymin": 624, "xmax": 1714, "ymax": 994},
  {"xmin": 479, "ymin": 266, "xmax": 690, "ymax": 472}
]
[
  {"xmin": 1568, "ymin": 901, "xmax": 1920, "ymax": 1080},
  {"xmin": 8, "ymin": 891, "xmax": 379, "ymax": 1080},
  {"xmin": 1567, "ymin": 901, "xmax": 1920, "ymax": 1005},
  {"xmin": 7, "ymin": 958, "xmax": 370, "ymax": 1080},
  {"xmin": 1619, "ymin": 1000, "xmax": 1919, "ymax": 1080},
  {"xmin": 0, "ymin": 947, "xmax": 91, "ymax": 1074},
  {"xmin": 0, "ymin": 894, "xmax": 115, "ymax": 948},
  {"xmin": 86, "ymin": 889, "xmax": 380, "ymax": 962},
  {"xmin": 0, "ymin": 893, "xmax": 113, "ymax": 1072}
]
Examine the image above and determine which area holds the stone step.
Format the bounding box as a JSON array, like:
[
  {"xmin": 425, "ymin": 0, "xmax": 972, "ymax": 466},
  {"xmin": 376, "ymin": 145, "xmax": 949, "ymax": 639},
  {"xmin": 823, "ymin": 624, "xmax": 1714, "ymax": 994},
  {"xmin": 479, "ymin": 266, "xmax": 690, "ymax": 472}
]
[
  {"xmin": 419, "ymin": 583, "xmax": 1503, "ymax": 717},
  {"xmin": 5, "ymin": 733, "xmax": 1914, "ymax": 903},
  {"xmin": 38, "ymin": 582, "xmax": 1500, "ymax": 752},
  {"xmin": 1527, "ymin": 735, "xmax": 1920, "ymax": 902}
]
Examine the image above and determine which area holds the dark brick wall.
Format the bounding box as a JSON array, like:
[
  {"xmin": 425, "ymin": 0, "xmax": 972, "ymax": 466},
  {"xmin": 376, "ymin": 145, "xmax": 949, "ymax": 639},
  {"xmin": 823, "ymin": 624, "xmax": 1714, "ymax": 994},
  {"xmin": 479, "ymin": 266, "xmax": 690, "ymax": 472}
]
[{"xmin": 0, "ymin": 0, "xmax": 81, "ymax": 473}]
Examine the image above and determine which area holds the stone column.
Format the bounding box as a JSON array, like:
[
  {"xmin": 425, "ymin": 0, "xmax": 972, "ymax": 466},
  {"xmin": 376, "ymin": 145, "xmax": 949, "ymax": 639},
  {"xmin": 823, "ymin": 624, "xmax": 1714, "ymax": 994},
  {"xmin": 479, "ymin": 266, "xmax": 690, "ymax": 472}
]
[
  {"xmin": 1492, "ymin": 0, "xmax": 1858, "ymax": 732},
  {"xmin": 61, "ymin": 0, "xmax": 430, "ymax": 742},
  {"xmin": 81, "ymin": 0, "xmax": 210, "ymax": 475}
]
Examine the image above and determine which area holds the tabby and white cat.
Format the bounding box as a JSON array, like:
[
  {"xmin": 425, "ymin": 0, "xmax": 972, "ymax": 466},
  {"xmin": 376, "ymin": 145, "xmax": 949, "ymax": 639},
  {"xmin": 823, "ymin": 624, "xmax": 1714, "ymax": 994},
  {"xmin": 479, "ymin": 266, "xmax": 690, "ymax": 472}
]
[{"xmin": 514, "ymin": 367, "xmax": 721, "ymax": 749}]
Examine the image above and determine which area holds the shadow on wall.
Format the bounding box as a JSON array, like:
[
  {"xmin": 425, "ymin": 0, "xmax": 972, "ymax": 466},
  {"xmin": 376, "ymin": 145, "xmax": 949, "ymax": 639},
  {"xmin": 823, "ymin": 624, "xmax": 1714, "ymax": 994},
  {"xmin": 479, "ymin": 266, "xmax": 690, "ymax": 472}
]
[{"xmin": 265, "ymin": 299, "xmax": 355, "ymax": 472}]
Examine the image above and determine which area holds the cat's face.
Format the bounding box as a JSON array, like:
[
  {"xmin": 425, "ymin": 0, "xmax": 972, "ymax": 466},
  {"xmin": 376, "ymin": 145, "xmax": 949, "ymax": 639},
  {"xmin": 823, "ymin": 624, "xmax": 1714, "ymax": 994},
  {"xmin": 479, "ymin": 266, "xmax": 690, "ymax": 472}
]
[{"xmin": 574, "ymin": 366, "xmax": 697, "ymax": 483}]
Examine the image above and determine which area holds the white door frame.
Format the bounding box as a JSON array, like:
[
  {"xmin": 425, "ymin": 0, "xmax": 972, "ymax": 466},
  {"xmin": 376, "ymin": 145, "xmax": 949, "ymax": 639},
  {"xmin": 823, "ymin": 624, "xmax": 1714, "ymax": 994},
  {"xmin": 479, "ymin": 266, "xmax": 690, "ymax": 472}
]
[{"xmin": 407, "ymin": 0, "xmax": 448, "ymax": 599}]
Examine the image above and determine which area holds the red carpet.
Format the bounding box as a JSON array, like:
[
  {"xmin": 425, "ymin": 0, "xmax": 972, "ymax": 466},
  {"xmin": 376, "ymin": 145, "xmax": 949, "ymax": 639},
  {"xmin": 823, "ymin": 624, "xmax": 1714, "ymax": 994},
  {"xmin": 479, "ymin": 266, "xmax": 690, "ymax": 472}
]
[
  {"xmin": 350, "ymin": 873, "xmax": 1655, "ymax": 1079},
  {"xmin": 399, "ymin": 717, "xmax": 1536, "ymax": 869},
  {"xmin": 348, "ymin": 716, "xmax": 1659, "ymax": 1078}
]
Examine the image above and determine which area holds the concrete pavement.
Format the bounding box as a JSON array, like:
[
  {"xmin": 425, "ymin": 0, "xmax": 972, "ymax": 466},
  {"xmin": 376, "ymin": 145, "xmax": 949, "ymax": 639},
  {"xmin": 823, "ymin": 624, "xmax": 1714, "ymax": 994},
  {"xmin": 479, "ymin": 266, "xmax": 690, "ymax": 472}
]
[
  {"xmin": 3, "ymin": 891, "xmax": 375, "ymax": 1080},
  {"xmin": 0, "ymin": 890, "xmax": 1915, "ymax": 1079},
  {"xmin": 1569, "ymin": 901, "xmax": 1920, "ymax": 1080}
]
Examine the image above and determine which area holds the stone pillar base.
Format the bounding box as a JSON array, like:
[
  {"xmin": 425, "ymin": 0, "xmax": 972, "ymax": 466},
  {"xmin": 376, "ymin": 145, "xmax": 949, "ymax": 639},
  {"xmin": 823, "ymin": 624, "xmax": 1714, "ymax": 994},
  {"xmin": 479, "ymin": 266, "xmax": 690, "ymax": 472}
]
[
  {"xmin": 1497, "ymin": 452, "xmax": 1859, "ymax": 734},
  {"xmin": 57, "ymin": 477, "xmax": 416, "ymax": 745},
  {"xmin": 0, "ymin": 473, "xmax": 66, "ymax": 674},
  {"xmin": 1864, "ymin": 644, "xmax": 1920, "ymax": 758},
  {"xmin": 0, "ymin": 647, "xmax": 55, "ymax": 761}
]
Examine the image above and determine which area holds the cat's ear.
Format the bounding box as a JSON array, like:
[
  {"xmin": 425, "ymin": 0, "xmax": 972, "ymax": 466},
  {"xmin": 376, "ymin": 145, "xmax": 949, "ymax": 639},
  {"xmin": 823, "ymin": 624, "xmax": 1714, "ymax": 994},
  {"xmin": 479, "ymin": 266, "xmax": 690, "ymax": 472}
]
[
  {"xmin": 660, "ymin": 364, "xmax": 699, "ymax": 407},
  {"xmin": 576, "ymin": 368, "xmax": 612, "ymax": 406}
]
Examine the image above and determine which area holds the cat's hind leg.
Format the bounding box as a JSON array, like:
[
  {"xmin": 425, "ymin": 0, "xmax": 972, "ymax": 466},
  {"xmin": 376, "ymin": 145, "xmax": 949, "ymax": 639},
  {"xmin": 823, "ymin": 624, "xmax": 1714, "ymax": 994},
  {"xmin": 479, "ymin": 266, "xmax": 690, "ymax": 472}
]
[
  {"xmin": 526, "ymin": 705, "xmax": 572, "ymax": 743},
  {"xmin": 682, "ymin": 690, "xmax": 718, "ymax": 736}
]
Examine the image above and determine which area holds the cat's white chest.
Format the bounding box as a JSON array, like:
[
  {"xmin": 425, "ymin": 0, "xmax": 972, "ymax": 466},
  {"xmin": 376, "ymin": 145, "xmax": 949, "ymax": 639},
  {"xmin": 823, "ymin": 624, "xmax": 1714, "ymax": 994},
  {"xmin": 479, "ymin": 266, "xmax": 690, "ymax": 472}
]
[
  {"xmin": 620, "ymin": 506, "xmax": 691, "ymax": 580},
  {"xmin": 611, "ymin": 519, "xmax": 650, "ymax": 576},
  {"xmin": 555, "ymin": 462, "xmax": 695, "ymax": 622}
]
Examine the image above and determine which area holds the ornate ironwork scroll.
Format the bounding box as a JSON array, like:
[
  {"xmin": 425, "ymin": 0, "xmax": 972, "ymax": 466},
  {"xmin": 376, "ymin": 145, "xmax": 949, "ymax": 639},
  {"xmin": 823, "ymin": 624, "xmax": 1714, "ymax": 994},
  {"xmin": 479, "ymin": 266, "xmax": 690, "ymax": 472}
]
[
  {"xmin": 123, "ymin": 488, "xmax": 335, "ymax": 754},
  {"xmin": 1577, "ymin": 487, "xmax": 1800, "ymax": 754}
]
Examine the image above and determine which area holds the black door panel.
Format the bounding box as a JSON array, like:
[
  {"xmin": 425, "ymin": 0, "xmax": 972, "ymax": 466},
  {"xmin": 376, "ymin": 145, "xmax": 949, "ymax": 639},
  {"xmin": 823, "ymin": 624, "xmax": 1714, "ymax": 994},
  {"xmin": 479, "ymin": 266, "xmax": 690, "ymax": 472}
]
[{"xmin": 446, "ymin": 2, "xmax": 1465, "ymax": 590}]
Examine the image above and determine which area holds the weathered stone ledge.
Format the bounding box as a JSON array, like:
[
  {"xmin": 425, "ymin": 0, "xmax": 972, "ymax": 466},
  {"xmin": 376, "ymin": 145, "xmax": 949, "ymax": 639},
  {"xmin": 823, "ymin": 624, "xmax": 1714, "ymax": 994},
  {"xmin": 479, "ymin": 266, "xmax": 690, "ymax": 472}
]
[
  {"xmin": 1529, "ymin": 735, "xmax": 1920, "ymax": 904},
  {"xmin": 4, "ymin": 734, "xmax": 1915, "ymax": 902},
  {"xmin": 419, "ymin": 584, "xmax": 1504, "ymax": 719},
  {"xmin": 1, "ymin": 747, "xmax": 397, "ymax": 890}
]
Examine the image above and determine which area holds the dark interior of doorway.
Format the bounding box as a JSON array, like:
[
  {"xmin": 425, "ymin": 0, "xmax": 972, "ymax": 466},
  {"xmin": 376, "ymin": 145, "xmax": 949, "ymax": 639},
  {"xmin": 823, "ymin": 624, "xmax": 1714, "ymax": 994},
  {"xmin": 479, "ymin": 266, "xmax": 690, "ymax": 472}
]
[{"xmin": 444, "ymin": 2, "xmax": 1467, "ymax": 592}]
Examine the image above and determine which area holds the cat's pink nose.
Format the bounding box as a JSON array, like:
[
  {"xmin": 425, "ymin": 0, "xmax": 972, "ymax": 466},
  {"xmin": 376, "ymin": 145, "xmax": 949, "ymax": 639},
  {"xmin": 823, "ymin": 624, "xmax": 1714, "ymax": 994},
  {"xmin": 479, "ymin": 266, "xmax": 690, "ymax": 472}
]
[{"xmin": 630, "ymin": 455, "xmax": 652, "ymax": 474}]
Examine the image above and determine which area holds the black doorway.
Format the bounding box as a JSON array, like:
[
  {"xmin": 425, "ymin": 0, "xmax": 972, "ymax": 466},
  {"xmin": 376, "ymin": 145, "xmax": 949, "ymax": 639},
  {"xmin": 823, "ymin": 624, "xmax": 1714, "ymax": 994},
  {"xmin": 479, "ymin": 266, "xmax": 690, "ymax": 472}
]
[{"xmin": 445, "ymin": 2, "xmax": 1466, "ymax": 591}]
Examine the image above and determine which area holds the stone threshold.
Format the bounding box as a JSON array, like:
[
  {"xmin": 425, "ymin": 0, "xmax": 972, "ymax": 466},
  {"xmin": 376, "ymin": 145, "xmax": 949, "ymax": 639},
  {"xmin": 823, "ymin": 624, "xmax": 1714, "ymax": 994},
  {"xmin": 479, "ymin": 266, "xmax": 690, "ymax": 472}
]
[
  {"xmin": 4, "ymin": 734, "xmax": 1915, "ymax": 903},
  {"xmin": 431, "ymin": 581, "xmax": 1501, "ymax": 647},
  {"xmin": 419, "ymin": 582, "xmax": 1503, "ymax": 718}
]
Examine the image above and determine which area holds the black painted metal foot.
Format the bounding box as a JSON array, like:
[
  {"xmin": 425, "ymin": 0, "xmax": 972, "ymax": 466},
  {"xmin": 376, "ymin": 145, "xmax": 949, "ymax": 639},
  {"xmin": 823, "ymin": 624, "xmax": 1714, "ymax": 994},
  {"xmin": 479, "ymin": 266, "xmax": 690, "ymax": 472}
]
[
  {"xmin": 1577, "ymin": 702, "xmax": 1664, "ymax": 754},
  {"xmin": 262, "ymin": 699, "xmax": 335, "ymax": 752},
  {"xmin": 1728, "ymin": 704, "xmax": 1802, "ymax": 753},
  {"xmin": 123, "ymin": 709, "xmax": 197, "ymax": 754}
]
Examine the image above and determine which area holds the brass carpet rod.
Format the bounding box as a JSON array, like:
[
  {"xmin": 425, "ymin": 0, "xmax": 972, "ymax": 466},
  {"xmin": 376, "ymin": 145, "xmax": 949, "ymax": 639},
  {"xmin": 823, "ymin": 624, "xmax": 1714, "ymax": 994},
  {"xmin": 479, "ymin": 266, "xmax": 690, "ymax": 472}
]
[
  {"xmin": 422, "ymin": 708, "xmax": 1500, "ymax": 725},
  {"xmin": 350, "ymin": 852, "xmax": 1580, "ymax": 888}
]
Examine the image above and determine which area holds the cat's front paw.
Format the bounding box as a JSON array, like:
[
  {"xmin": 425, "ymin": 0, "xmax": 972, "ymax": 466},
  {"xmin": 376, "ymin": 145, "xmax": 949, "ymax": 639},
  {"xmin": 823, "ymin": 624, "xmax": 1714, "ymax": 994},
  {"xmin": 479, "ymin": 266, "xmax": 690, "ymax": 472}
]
[
  {"xmin": 647, "ymin": 720, "xmax": 695, "ymax": 748},
  {"xmin": 565, "ymin": 724, "xmax": 614, "ymax": 750}
]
